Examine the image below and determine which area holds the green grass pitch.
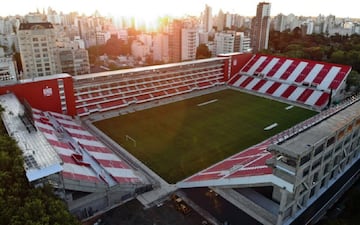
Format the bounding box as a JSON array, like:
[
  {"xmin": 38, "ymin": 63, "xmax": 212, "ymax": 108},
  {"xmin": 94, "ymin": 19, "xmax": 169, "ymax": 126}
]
[{"xmin": 94, "ymin": 89, "xmax": 317, "ymax": 183}]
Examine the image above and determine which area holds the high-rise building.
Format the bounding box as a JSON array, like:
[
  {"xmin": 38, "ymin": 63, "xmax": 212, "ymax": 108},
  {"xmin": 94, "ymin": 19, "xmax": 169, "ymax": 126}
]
[
  {"xmin": 168, "ymin": 19, "xmax": 182, "ymax": 63},
  {"xmin": 153, "ymin": 33, "xmax": 169, "ymax": 63},
  {"xmin": 215, "ymin": 31, "xmax": 237, "ymax": 55},
  {"xmin": 235, "ymin": 32, "xmax": 251, "ymax": 52},
  {"xmin": 95, "ymin": 31, "xmax": 111, "ymax": 46},
  {"xmin": 181, "ymin": 28, "xmax": 199, "ymax": 61},
  {"xmin": 250, "ymin": 2, "xmax": 271, "ymax": 52},
  {"xmin": 58, "ymin": 47, "xmax": 90, "ymax": 76},
  {"xmin": 216, "ymin": 10, "xmax": 225, "ymax": 32},
  {"xmin": 17, "ymin": 22, "xmax": 61, "ymax": 79},
  {"xmin": 0, "ymin": 48, "xmax": 18, "ymax": 82},
  {"xmin": 214, "ymin": 31, "xmax": 250, "ymax": 55},
  {"xmin": 203, "ymin": 4, "xmax": 213, "ymax": 33},
  {"xmin": 0, "ymin": 33, "xmax": 18, "ymax": 55},
  {"xmin": 198, "ymin": 32, "xmax": 209, "ymax": 45},
  {"xmin": 273, "ymin": 13, "xmax": 287, "ymax": 32},
  {"xmin": 131, "ymin": 39, "xmax": 151, "ymax": 62},
  {"xmin": 225, "ymin": 13, "xmax": 233, "ymax": 29},
  {"xmin": 75, "ymin": 17, "xmax": 98, "ymax": 48}
]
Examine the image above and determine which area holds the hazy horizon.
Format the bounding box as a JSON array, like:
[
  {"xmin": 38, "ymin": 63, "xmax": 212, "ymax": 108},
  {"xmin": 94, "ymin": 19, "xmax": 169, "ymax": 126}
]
[{"xmin": 1, "ymin": 0, "xmax": 359, "ymax": 19}]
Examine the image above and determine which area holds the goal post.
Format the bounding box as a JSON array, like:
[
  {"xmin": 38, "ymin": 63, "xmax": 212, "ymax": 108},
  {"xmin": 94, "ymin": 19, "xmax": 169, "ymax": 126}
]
[{"xmin": 125, "ymin": 134, "xmax": 137, "ymax": 147}]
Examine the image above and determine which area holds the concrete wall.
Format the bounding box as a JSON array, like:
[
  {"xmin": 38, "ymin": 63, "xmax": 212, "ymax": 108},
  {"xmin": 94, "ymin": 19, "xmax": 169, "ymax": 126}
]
[{"xmin": 0, "ymin": 75, "xmax": 76, "ymax": 116}]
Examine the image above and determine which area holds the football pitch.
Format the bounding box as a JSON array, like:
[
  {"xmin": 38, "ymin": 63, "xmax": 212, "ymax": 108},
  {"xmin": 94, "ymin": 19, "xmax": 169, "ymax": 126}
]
[{"xmin": 94, "ymin": 89, "xmax": 317, "ymax": 183}]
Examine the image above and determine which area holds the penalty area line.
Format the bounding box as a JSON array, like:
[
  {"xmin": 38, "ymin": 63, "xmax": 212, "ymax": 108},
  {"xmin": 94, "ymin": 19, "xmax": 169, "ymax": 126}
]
[{"xmin": 197, "ymin": 99, "xmax": 218, "ymax": 107}]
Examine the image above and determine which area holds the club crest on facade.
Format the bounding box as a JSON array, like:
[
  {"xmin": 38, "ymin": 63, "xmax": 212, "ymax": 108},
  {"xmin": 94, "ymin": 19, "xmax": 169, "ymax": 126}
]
[{"xmin": 43, "ymin": 86, "xmax": 53, "ymax": 97}]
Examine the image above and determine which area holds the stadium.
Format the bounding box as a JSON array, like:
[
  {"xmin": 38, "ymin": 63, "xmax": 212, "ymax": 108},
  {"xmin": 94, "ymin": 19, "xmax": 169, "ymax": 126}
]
[{"xmin": 0, "ymin": 52, "xmax": 359, "ymax": 225}]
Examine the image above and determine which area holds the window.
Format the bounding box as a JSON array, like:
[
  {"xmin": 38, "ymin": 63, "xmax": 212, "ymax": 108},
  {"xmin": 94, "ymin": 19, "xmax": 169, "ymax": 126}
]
[
  {"xmin": 335, "ymin": 143, "xmax": 342, "ymax": 152},
  {"xmin": 303, "ymin": 167, "xmax": 309, "ymax": 177},
  {"xmin": 330, "ymin": 170, "xmax": 335, "ymax": 179},
  {"xmin": 324, "ymin": 163, "xmax": 330, "ymax": 174},
  {"xmin": 338, "ymin": 129, "xmax": 345, "ymax": 139},
  {"xmin": 312, "ymin": 159, "xmax": 321, "ymax": 170},
  {"xmin": 300, "ymin": 154, "xmax": 311, "ymax": 165},
  {"xmin": 315, "ymin": 144, "xmax": 324, "ymax": 156},
  {"xmin": 353, "ymin": 128, "xmax": 359, "ymax": 138},
  {"xmin": 327, "ymin": 136, "xmax": 335, "ymax": 147},
  {"xmin": 356, "ymin": 118, "xmax": 360, "ymax": 126},
  {"xmin": 320, "ymin": 178, "xmax": 326, "ymax": 188},
  {"xmin": 310, "ymin": 187, "xmax": 316, "ymax": 198},
  {"xmin": 344, "ymin": 136, "xmax": 351, "ymax": 146},
  {"xmin": 324, "ymin": 152, "xmax": 332, "ymax": 161},
  {"xmin": 313, "ymin": 172, "xmax": 319, "ymax": 183},
  {"xmin": 334, "ymin": 155, "xmax": 341, "ymax": 165}
]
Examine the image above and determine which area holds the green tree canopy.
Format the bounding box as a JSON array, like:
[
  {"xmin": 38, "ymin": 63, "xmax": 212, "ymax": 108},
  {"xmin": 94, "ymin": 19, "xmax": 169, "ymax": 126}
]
[
  {"xmin": 196, "ymin": 44, "xmax": 212, "ymax": 59},
  {"xmin": 0, "ymin": 119, "xmax": 80, "ymax": 225}
]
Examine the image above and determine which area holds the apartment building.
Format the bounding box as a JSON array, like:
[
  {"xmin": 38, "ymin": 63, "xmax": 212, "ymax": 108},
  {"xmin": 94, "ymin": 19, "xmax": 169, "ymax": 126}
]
[
  {"xmin": 17, "ymin": 22, "xmax": 61, "ymax": 79},
  {"xmin": 268, "ymin": 100, "xmax": 360, "ymax": 224},
  {"xmin": 0, "ymin": 48, "xmax": 18, "ymax": 82},
  {"xmin": 58, "ymin": 48, "xmax": 90, "ymax": 76},
  {"xmin": 181, "ymin": 28, "xmax": 199, "ymax": 61},
  {"xmin": 250, "ymin": 2, "xmax": 271, "ymax": 52},
  {"xmin": 215, "ymin": 31, "xmax": 250, "ymax": 55}
]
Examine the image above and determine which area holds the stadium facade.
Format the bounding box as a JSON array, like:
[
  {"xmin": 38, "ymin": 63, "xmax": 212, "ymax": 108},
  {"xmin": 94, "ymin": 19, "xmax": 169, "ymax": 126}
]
[{"xmin": 0, "ymin": 52, "xmax": 358, "ymax": 224}]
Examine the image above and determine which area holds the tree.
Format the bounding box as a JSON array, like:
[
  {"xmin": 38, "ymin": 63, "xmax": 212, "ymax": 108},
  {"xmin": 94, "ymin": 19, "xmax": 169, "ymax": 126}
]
[
  {"xmin": 304, "ymin": 46, "xmax": 325, "ymax": 61},
  {"xmin": 0, "ymin": 120, "xmax": 80, "ymax": 225},
  {"xmin": 329, "ymin": 50, "xmax": 346, "ymax": 64},
  {"xmin": 345, "ymin": 70, "xmax": 360, "ymax": 92},
  {"xmin": 196, "ymin": 44, "xmax": 212, "ymax": 59},
  {"xmin": 87, "ymin": 44, "xmax": 105, "ymax": 64},
  {"xmin": 292, "ymin": 27, "xmax": 303, "ymax": 39},
  {"xmin": 103, "ymin": 36, "xmax": 124, "ymax": 57}
]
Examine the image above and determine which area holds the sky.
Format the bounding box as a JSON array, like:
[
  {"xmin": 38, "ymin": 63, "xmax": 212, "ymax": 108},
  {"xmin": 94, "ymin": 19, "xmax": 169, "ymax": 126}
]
[{"xmin": 0, "ymin": 0, "xmax": 358, "ymax": 19}]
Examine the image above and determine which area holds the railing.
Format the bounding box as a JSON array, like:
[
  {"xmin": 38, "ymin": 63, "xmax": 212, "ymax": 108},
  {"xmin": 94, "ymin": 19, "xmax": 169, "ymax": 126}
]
[{"xmin": 269, "ymin": 93, "xmax": 360, "ymax": 145}]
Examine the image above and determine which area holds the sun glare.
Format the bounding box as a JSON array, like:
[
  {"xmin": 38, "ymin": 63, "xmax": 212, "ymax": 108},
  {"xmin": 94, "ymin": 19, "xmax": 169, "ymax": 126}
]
[{"xmin": 102, "ymin": 3, "xmax": 177, "ymax": 31}]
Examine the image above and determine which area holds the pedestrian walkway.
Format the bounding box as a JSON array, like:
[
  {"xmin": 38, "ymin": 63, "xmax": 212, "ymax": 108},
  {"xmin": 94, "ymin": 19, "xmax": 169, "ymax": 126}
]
[{"xmin": 136, "ymin": 184, "xmax": 177, "ymax": 208}]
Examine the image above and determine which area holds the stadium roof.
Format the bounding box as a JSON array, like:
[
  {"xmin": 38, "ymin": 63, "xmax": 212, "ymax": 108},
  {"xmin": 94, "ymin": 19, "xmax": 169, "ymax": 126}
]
[
  {"xmin": 270, "ymin": 97, "xmax": 360, "ymax": 158},
  {"xmin": 73, "ymin": 56, "xmax": 227, "ymax": 81},
  {"xmin": 0, "ymin": 93, "xmax": 63, "ymax": 182},
  {"xmin": 32, "ymin": 109, "xmax": 144, "ymax": 186},
  {"xmin": 229, "ymin": 54, "xmax": 352, "ymax": 109},
  {"xmin": 19, "ymin": 73, "xmax": 71, "ymax": 84},
  {"xmin": 177, "ymin": 95, "xmax": 359, "ymax": 191}
]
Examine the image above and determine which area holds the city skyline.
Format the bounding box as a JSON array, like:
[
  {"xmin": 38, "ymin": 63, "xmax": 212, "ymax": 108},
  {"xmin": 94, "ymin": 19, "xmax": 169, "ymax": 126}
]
[{"xmin": 0, "ymin": 0, "xmax": 359, "ymax": 19}]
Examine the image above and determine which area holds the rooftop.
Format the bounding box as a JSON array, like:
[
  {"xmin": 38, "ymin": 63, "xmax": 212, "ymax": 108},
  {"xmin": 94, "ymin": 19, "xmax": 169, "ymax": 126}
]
[
  {"xmin": 73, "ymin": 57, "xmax": 227, "ymax": 82},
  {"xmin": 19, "ymin": 22, "xmax": 54, "ymax": 30},
  {"xmin": 0, "ymin": 93, "xmax": 63, "ymax": 181},
  {"xmin": 19, "ymin": 73, "xmax": 71, "ymax": 83},
  {"xmin": 273, "ymin": 98, "xmax": 360, "ymax": 157},
  {"xmin": 32, "ymin": 108, "xmax": 144, "ymax": 186}
]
